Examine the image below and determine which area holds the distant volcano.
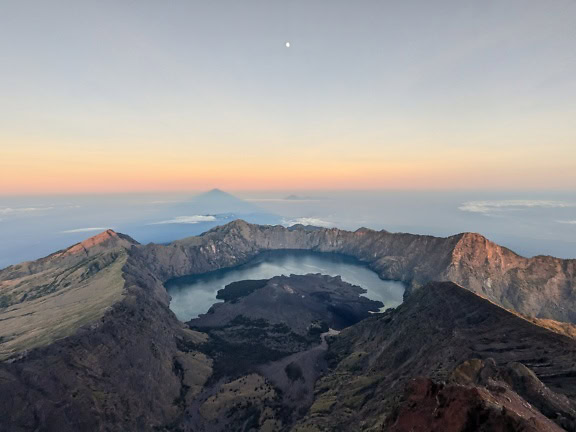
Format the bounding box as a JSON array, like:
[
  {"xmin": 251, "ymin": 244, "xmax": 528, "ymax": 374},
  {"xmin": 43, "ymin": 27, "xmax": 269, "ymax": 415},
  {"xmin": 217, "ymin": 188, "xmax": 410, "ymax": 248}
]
[
  {"xmin": 186, "ymin": 189, "xmax": 264, "ymax": 215},
  {"xmin": 130, "ymin": 189, "xmax": 281, "ymax": 243}
]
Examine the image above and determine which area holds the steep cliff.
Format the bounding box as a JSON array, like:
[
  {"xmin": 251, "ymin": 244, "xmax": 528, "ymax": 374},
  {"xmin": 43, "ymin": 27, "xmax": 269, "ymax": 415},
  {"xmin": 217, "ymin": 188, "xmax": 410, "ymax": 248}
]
[{"xmin": 137, "ymin": 220, "xmax": 576, "ymax": 322}]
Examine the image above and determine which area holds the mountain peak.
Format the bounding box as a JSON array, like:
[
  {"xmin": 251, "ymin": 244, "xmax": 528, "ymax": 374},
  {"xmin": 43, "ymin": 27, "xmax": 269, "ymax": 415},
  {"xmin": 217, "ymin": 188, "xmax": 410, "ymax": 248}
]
[
  {"xmin": 187, "ymin": 189, "xmax": 263, "ymax": 215},
  {"xmin": 204, "ymin": 188, "xmax": 230, "ymax": 196},
  {"xmin": 205, "ymin": 219, "xmax": 251, "ymax": 235},
  {"xmin": 63, "ymin": 229, "xmax": 138, "ymax": 256}
]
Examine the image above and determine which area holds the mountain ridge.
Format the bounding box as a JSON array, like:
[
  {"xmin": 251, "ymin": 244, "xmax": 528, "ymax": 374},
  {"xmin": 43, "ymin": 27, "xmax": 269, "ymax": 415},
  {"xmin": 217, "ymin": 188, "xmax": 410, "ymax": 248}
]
[
  {"xmin": 0, "ymin": 221, "xmax": 575, "ymax": 430},
  {"xmin": 0, "ymin": 229, "xmax": 137, "ymax": 277},
  {"xmin": 294, "ymin": 281, "xmax": 576, "ymax": 431},
  {"xmin": 138, "ymin": 220, "xmax": 575, "ymax": 322},
  {"xmin": 0, "ymin": 228, "xmax": 136, "ymax": 360}
]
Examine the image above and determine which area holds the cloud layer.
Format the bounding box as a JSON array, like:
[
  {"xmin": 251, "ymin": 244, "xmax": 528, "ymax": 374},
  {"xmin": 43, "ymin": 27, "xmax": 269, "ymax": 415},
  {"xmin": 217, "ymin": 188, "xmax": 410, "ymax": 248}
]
[
  {"xmin": 459, "ymin": 200, "xmax": 576, "ymax": 214},
  {"xmin": 282, "ymin": 217, "xmax": 334, "ymax": 228},
  {"xmin": 0, "ymin": 206, "xmax": 54, "ymax": 215},
  {"xmin": 148, "ymin": 215, "xmax": 217, "ymax": 225},
  {"xmin": 61, "ymin": 227, "xmax": 110, "ymax": 234}
]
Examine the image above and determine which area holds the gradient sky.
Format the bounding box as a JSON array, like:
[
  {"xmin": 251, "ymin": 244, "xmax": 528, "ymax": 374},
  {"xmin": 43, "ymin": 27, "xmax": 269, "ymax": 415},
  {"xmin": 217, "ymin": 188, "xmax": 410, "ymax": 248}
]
[{"xmin": 1, "ymin": 0, "xmax": 575, "ymax": 194}]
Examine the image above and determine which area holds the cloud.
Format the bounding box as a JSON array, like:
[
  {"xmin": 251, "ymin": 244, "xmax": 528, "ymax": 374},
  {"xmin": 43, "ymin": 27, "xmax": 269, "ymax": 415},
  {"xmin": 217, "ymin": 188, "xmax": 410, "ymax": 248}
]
[
  {"xmin": 61, "ymin": 227, "xmax": 110, "ymax": 233},
  {"xmin": 282, "ymin": 217, "xmax": 334, "ymax": 228},
  {"xmin": 557, "ymin": 220, "xmax": 576, "ymax": 225},
  {"xmin": 147, "ymin": 200, "xmax": 186, "ymax": 205},
  {"xmin": 246, "ymin": 199, "xmax": 291, "ymax": 202},
  {"xmin": 283, "ymin": 195, "xmax": 323, "ymax": 201},
  {"xmin": 148, "ymin": 215, "xmax": 217, "ymax": 225},
  {"xmin": 246, "ymin": 196, "xmax": 323, "ymax": 202},
  {"xmin": 0, "ymin": 206, "xmax": 54, "ymax": 215},
  {"xmin": 458, "ymin": 200, "xmax": 576, "ymax": 214}
]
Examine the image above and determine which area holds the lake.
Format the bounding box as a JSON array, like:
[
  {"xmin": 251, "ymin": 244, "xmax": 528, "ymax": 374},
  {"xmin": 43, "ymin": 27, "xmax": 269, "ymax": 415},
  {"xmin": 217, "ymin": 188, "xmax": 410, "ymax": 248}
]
[{"xmin": 165, "ymin": 250, "xmax": 405, "ymax": 321}]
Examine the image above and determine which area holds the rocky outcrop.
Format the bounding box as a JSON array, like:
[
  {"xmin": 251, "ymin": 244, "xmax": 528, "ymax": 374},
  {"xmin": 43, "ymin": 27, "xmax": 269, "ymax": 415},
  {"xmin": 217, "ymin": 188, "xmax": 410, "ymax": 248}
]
[
  {"xmin": 393, "ymin": 357, "xmax": 576, "ymax": 432},
  {"xmin": 385, "ymin": 357, "xmax": 576, "ymax": 431},
  {"xmin": 385, "ymin": 375, "xmax": 565, "ymax": 432},
  {"xmin": 0, "ymin": 243, "xmax": 216, "ymax": 431},
  {"xmin": 445, "ymin": 232, "xmax": 576, "ymax": 322},
  {"xmin": 0, "ymin": 229, "xmax": 137, "ymax": 281},
  {"xmin": 293, "ymin": 282, "xmax": 576, "ymax": 431}
]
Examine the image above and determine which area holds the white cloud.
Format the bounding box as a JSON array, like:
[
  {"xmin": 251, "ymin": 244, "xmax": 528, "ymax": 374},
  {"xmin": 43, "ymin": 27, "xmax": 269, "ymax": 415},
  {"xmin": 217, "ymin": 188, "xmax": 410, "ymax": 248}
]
[
  {"xmin": 148, "ymin": 200, "xmax": 186, "ymax": 205},
  {"xmin": 282, "ymin": 217, "xmax": 334, "ymax": 228},
  {"xmin": 0, "ymin": 206, "xmax": 54, "ymax": 215},
  {"xmin": 61, "ymin": 227, "xmax": 110, "ymax": 233},
  {"xmin": 148, "ymin": 215, "xmax": 217, "ymax": 225},
  {"xmin": 246, "ymin": 198, "xmax": 291, "ymax": 202},
  {"xmin": 557, "ymin": 220, "xmax": 576, "ymax": 225},
  {"xmin": 246, "ymin": 196, "xmax": 323, "ymax": 202},
  {"xmin": 459, "ymin": 200, "xmax": 576, "ymax": 214}
]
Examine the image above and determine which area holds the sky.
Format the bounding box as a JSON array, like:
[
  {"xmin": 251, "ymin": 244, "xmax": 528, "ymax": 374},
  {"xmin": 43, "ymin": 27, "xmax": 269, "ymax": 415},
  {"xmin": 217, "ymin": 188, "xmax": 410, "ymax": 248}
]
[{"xmin": 1, "ymin": 0, "xmax": 575, "ymax": 194}]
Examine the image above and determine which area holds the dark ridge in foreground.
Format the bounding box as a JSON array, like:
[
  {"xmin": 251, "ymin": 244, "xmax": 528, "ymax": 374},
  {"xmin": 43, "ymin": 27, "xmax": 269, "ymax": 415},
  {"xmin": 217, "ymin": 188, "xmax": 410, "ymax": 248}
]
[{"xmin": 294, "ymin": 282, "xmax": 576, "ymax": 431}]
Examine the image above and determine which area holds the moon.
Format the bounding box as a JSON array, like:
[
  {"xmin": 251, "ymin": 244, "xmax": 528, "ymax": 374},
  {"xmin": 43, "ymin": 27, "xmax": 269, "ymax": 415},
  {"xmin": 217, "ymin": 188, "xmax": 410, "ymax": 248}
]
[{"xmin": 285, "ymin": 42, "xmax": 290, "ymax": 48}]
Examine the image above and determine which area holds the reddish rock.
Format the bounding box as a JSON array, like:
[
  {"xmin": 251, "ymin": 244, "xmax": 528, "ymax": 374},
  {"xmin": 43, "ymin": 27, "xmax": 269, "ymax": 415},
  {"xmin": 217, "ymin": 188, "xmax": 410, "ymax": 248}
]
[{"xmin": 387, "ymin": 377, "xmax": 565, "ymax": 432}]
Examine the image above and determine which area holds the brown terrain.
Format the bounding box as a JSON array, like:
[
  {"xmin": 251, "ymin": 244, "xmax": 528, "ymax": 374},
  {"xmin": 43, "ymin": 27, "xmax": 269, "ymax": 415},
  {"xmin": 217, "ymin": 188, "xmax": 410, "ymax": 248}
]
[
  {"xmin": 293, "ymin": 282, "xmax": 576, "ymax": 431},
  {"xmin": 138, "ymin": 220, "xmax": 576, "ymax": 322},
  {"xmin": 0, "ymin": 220, "xmax": 575, "ymax": 431}
]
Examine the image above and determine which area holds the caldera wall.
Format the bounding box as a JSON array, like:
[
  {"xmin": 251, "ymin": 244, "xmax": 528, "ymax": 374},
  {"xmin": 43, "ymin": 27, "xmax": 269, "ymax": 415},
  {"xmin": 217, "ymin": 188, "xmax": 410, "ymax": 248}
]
[{"xmin": 135, "ymin": 220, "xmax": 576, "ymax": 323}]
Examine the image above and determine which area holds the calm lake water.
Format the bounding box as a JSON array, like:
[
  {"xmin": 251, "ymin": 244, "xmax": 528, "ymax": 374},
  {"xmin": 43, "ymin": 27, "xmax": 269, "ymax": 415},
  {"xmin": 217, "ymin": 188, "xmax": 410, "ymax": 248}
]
[{"xmin": 165, "ymin": 250, "xmax": 405, "ymax": 321}]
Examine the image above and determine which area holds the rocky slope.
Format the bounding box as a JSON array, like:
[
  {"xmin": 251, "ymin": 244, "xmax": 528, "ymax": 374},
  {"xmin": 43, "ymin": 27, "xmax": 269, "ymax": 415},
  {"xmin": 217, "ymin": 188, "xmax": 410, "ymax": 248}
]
[
  {"xmin": 385, "ymin": 372, "xmax": 566, "ymax": 432},
  {"xmin": 293, "ymin": 282, "xmax": 576, "ymax": 431},
  {"xmin": 137, "ymin": 220, "xmax": 576, "ymax": 322},
  {"xmin": 0, "ymin": 236, "xmax": 215, "ymax": 431},
  {"xmin": 0, "ymin": 221, "xmax": 575, "ymax": 431},
  {"xmin": 0, "ymin": 230, "xmax": 137, "ymax": 360},
  {"xmin": 179, "ymin": 275, "xmax": 373, "ymax": 431}
]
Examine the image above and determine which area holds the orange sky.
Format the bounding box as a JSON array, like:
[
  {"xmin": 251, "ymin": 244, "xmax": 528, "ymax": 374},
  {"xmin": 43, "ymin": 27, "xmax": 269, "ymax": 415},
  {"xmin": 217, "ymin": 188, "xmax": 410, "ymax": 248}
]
[{"xmin": 2, "ymin": 131, "xmax": 575, "ymax": 194}]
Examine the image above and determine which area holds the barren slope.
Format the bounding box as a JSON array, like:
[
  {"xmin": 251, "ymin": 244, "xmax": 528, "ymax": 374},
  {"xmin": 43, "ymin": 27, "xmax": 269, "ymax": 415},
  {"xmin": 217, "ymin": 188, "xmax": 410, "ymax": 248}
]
[
  {"xmin": 294, "ymin": 282, "xmax": 576, "ymax": 431},
  {"xmin": 0, "ymin": 230, "xmax": 137, "ymax": 360}
]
